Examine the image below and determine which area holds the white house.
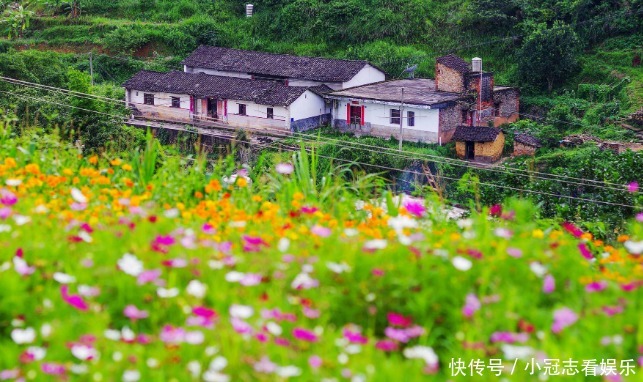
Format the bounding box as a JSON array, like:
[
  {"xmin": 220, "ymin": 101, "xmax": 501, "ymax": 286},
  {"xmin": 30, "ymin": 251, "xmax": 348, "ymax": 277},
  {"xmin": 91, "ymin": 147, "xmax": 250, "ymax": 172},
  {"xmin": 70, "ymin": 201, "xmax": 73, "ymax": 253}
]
[
  {"xmin": 181, "ymin": 46, "xmax": 386, "ymax": 90},
  {"xmin": 123, "ymin": 71, "xmax": 330, "ymax": 132}
]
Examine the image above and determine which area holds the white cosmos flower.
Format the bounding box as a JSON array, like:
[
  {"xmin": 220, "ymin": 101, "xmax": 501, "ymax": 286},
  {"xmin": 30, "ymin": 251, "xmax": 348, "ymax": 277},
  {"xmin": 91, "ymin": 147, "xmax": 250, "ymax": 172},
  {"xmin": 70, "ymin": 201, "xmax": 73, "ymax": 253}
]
[
  {"xmin": 121, "ymin": 327, "xmax": 135, "ymax": 342},
  {"xmin": 452, "ymin": 256, "xmax": 472, "ymax": 271},
  {"xmin": 529, "ymin": 262, "xmax": 547, "ymax": 278},
  {"xmin": 275, "ymin": 366, "xmax": 301, "ymax": 378},
  {"xmin": 203, "ymin": 371, "xmax": 230, "ymax": 382},
  {"xmin": 624, "ymin": 240, "xmax": 643, "ymax": 255},
  {"xmin": 157, "ymin": 287, "xmax": 179, "ymax": 298},
  {"xmin": 13, "ymin": 215, "xmax": 30, "ymax": 225},
  {"xmin": 229, "ymin": 304, "xmax": 253, "ymax": 319},
  {"xmin": 187, "ymin": 360, "xmax": 201, "ymax": 378},
  {"xmin": 403, "ymin": 346, "xmax": 438, "ymax": 366},
  {"xmin": 209, "ymin": 356, "xmax": 228, "ymax": 371},
  {"xmin": 164, "ymin": 208, "xmax": 179, "ymax": 218},
  {"xmin": 326, "ymin": 262, "xmax": 351, "ymax": 274},
  {"xmin": 6, "ymin": 179, "xmax": 21, "ymax": 186},
  {"xmin": 266, "ymin": 322, "xmax": 282, "ymax": 336},
  {"xmin": 278, "ymin": 237, "xmax": 290, "ymax": 252},
  {"xmin": 40, "ymin": 323, "xmax": 52, "ymax": 338},
  {"xmin": 11, "ymin": 327, "xmax": 36, "ymax": 344},
  {"xmin": 500, "ymin": 344, "xmax": 535, "ymax": 360},
  {"xmin": 344, "ymin": 228, "xmax": 358, "ymax": 237},
  {"xmin": 186, "ymin": 280, "xmax": 207, "ymax": 299},
  {"xmin": 104, "ymin": 329, "xmax": 121, "ymax": 341},
  {"xmin": 26, "ymin": 346, "xmax": 46, "ymax": 361},
  {"xmin": 388, "ymin": 215, "xmax": 418, "ymax": 231},
  {"xmin": 363, "ymin": 239, "xmax": 387, "ymax": 250},
  {"xmin": 275, "ymin": 163, "xmax": 294, "ymax": 175},
  {"xmin": 208, "ymin": 260, "xmax": 224, "ymax": 270},
  {"xmin": 71, "ymin": 188, "xmax": 88, "ymax": 204},
  {"xmin": 71, "ymin": 344, "xmax": 99, "ymax": 361},
  {"xmin": 53, "ymin": 272, "xmax": 76, "ymax": 284},
  {"xmin": 122, "ymin": 370, "xmax": 140, "ymax": 382},
  {"xmin": 117, "ymin": 254, "xmax": 144, "ymax": 277},
  {"xmin": 224, "ymin": 271, "xmax": 244, "ymax": 283},
  {"xmin": 70, "ymin": 364, "xmax": 89, "ymax": 374},
  {"xmin": 184, "ymin": 331, "xmax": 204, "ymax": 345}
]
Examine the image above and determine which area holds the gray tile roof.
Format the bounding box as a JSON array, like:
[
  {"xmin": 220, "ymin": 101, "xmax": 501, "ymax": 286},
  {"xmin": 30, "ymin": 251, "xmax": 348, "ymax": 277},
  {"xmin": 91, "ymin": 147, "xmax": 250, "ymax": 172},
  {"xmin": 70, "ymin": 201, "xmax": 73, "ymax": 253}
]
[
  {"xmin": 436, "ymin": 54, "xmax": 470, "ymax": 74},
  {"xmin": 122, "ymin": 70, "xmax": 311, "ymax": 106},
  {"xmin": 181, "ymin": 46, "xmax": 376, "ymax": 83},
  {"xmin": 514, "ymin": 133, "xmax": 542, "ymax": 147},
  {"xmin": 452, "ymin": 126, "xmax": 503, "ymax": 142},
  {"xmin": 326, "ymin": 78, "xmax": 461, "ymax": 107}
]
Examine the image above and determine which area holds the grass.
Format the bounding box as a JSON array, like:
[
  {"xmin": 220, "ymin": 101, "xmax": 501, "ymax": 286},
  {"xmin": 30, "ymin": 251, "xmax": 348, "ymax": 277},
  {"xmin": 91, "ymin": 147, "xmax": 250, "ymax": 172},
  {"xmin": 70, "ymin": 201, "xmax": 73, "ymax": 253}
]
[{"xmin": 0, "ymin": 124, "xmax": 642, "ymax": 380}]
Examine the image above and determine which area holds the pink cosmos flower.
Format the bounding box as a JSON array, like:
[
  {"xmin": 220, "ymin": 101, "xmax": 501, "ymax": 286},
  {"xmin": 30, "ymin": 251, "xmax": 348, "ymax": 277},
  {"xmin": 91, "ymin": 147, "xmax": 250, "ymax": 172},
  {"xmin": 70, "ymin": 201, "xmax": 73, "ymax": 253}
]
[
  {"xmin": 507, "ymin": 248, "xmax": 523, "ymax": 258},
  {"xmin": 490, "ymin": 331, "xmax": 529, "ymax": 343},
  {"xmin": 404, "ymin": 325, "xmax": 425, "ymax": 338},
  {"xmin": 585, "ymin": 281, "xmax": 607, "ymax": 293},
  {"xmin": 0, "ymin": 190, "xmax": 17, "ymax": 206},
  {"xmin": 243, "ymin": 235, "xmax": 269, "ymax": 252},
  {"xmin": 274, "ymin": 337, "xmax": 290, "ymax": 347},
  {"xmin": 303, "ymin": 306, "xmax": 320, "ymax": 319},
  {"xmin": 202, "ymin": 223, "xmax": 216, "ymax": 235},
  {"xmin": 543, "ymin": 274, "xmax": 555, "ymax": 294},
  {"xmin": 0, "ymin": 206, "xmax": 11, "ymax": 219},
  {"xmin": 137, "ymin": 269, "xmax": 161, "ymax": 285},
  {"xmin": 254, "ymin": 356, "xmax": 277, "ymax": 373},
  {"xmin": 231, "ymin": 317, "xmax": 253, "ymax": 335},
  {"xmin": 0, "ymin": 370, "xmax": 19, "ymax": 379},
  {"xmin": 13, "ymin": 254, "xmax": 35, "ymax": 276},
  {"xmin": 637, "ymin": 212, "xmax": 643, "ymax": 222},
  {"xmin": 385, "ymin": 327, "xmax": 410, "ymax": 343},
  {"xmin": 240, "ymin": 273, "xmax": 263, "ymax": 286},
  {"xmin": 462, "ymin": 293, "xmax": 481, "ymax": 318},
  {"xmin": 311, "ymin": 225, "xmax": 331, "ymax": 238},
  {"xmin": 387, "ymin": 312, "xmax": 413, "ymax": 327},
  {"xmin": 578, "ymin": 243, "xmax": 593, "ymax": 260},
  {"xmin": 276, "ymin": 163, "xmax": 294, "ymax": 175},
  {"xmin": 124, "ymin": 305, "xmax": 149, "ymax": 320},
  {"xmin": 161, "ymin": 258, "xmax": 188, "ymax": 268},
  {"xmin": 372, "ymin": 268, "xmax": 385, "ymax": 277},
  {"xmin": 375, "ymin": 339, "xmax": 399, "ymax": 352},
  {"xmin": 562, "ymin": 222, "xmax": 583, "ymax": 238},
  {"xmin": 404, "ymin": 201, "xmax": 425, "ymax": 217},
  {"xmin": 193, "ymin": 306, "xmax": 217, "ymax": 319},
  {"xmin": 343, "ymin": 329, "xmax": 368, "ymax": 344},
  {"xmin": 293, "ymin": 327, "xmax": 318, "ymax": 342},
  {"xmin": 60, "ymin": 285, "xmax": 88, "ymax": 311},
  {"xmin": 301, "ymin": 206, "xmax": 319, "ymax": 214},
  {"xmin": 309, "ymin": 355, "xmax": 322, "ymax": 369},
  {"xmin": 41, "ymin": 363, "xmax": 65, "ymax": 375},
  {"xmin": 602, "ymin": 305, "xmax": 624, "ymax": 316},
  {"xmin": 628, "ymin": 181, "xmax": 638, "ymax": 193},
  {"xmin": 551, "ymin": 307, "xmax": 578, "ymax": 333},
  {"xmin": 160, "ymin": 325, "xmax": 186, "ymax": 344},
  {"xmin": 151, "ymin": 235, "xmax": 175, "ymax": 253}
]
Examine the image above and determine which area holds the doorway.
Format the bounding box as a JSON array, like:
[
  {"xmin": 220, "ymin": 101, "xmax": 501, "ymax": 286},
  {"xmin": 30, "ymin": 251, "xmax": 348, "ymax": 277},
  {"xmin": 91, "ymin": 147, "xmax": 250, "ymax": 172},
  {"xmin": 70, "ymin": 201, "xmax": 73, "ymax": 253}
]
[
  {"xmin": 207, "ymin": 98, "xmax": 218, "ymax": 119},
  {"xmin": 465, "ymin": 141, "xmax": 475, "ymax": 160},
  {"xmin": 349, "ymin": 105, "xmax": 362, "ymax": 126}
]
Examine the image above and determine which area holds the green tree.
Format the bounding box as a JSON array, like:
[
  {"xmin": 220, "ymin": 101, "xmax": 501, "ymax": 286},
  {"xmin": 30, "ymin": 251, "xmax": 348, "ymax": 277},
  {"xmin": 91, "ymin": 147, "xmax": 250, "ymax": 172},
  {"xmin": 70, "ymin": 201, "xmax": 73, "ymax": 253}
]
[
  {"xmin": 0, "ymin": 2, "xmax": 33, "ymax": 39},
  {"xmin": 516, "ymin": 21, "xmax": 582, "ymax": 93}
]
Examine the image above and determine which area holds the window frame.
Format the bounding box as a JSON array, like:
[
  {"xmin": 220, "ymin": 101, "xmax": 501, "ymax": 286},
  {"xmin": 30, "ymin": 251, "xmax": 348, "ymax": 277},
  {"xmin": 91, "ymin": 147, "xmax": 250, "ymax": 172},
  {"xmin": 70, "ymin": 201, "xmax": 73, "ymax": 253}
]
[
  {"xmin": 390, "ymin": 109, "xmax": 401, "ymax": 125},
  {"xmin": 238, "ymin": 104, "xmax": 247, "ymax": 116},
  {"xmin": 267, "ymin": 107, "xmax": 274, "ymax": 119},
  {"xmin": 171, "ymin": 96, "xmax": 181, "ymax": 108},
  {"xmin": 407, "ymin": 111, "xmax": 415, "ymax": 127},
  {"xmin": 143, "ymin": 93, "xmax": 154, "ymax": 105}
]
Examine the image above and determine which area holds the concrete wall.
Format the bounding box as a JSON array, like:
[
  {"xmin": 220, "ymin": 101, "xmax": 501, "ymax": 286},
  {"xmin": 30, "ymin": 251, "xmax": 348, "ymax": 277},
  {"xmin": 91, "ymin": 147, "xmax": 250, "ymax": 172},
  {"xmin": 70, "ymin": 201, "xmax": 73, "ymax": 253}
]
[
  {"xmin": 332, "ymin": 100, "xmax": 440, "ymax": 143},
  {"xmin": 292, "ymin": 113, "xmax": 331, "ymax": 132},
  {"xmin": 128, "ymin": 89, "xmax": 192, "ymax": 122},
  {"xmin": 226, "ymin": 99, "xmax": 290, "ymax": 130},
  {"xmin": 129, "ymin": 90, "xmax": 191, "ymax": 109},
  {"xmin": 289, "ymin": 91, "xmax": 328, "ymax": 121},
  {"xmin": 435, "ymin": 63, "xmax": 465, "ymax": 93},
  {"xmin": 342, "ymin": 65, "xmax": 386, "ymax": 89},
  {"xmin": 513, "ymin": 142, "xmax": 536, "ymax": 156},
  {"xmin": 132, "ymin": 103, "xmax": 192, "ymax": 122}
]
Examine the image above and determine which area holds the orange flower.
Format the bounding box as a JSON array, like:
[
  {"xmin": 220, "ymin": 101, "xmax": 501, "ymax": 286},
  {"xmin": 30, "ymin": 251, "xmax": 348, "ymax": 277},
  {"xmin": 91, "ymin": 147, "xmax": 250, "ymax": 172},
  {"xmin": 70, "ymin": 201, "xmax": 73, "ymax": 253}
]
[
  {"xmin": 617, "ymin": 235, "xmax": 629, "ymax": 243},
  {"xmin": 88, "ymin": 155, "xmax": 98, "ymax": 165},
  {"xmin": 25, "ymin": 163, "xmax": 40, "ymax": 175},
  {"xmin": 205, "ymin": 180, "xmax": 221, "ymax": 193}
]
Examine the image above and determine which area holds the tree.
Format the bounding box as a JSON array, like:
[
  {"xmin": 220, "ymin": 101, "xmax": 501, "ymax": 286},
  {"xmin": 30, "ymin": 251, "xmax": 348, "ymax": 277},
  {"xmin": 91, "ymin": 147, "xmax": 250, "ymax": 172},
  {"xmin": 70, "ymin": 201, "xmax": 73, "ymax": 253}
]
[
  {"xmin": 1, "ymin": 2, "xmax": 33, "ymax": 39},
  {"xmin": 516, "ymin": 21, "xmax": 582, "ymax": 93}
]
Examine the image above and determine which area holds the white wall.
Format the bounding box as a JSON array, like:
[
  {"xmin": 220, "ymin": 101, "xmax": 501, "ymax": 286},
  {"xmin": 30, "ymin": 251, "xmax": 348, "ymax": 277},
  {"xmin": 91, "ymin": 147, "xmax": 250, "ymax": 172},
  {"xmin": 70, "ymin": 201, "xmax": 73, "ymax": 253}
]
[
  {"xmin": 187, "ymin": 67, "xmax": 252, "ymax": 79},
  {"xmin": 289, "ymin": 91, "xmax": 328, "ymax": 121},
  {"xmin": 129, "ymin": 90, "xmax": 191, "ymax": 109},
  {"xmin": 342, "ymin": 65, "xmax": 386, "ymax": 89},
  {"xmin": 225, "ymin": 99, "xmax": 290, "ymax": 130},
  {"xmin": 334, "ymin": 100, "xmax": 439, "ymax": 133}
]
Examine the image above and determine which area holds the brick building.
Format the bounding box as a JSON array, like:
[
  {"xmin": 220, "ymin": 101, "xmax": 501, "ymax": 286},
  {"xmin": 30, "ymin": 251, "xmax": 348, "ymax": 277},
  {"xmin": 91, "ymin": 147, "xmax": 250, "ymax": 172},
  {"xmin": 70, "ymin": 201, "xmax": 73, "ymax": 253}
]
[
  {"xmin": 513, "ymin": 133, "xmax": 541, "ymax": 156},
  {"xmin": 453, "ymin": 126, "xmax": 505, "ymax": 162}
]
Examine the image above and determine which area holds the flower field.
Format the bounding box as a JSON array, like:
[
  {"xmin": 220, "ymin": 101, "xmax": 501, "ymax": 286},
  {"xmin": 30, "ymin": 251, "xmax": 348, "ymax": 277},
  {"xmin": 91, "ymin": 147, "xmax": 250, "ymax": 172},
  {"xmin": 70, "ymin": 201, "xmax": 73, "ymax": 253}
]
[{"xmin": 1, "ymin": 131, "xmax": 642, "ymax": 382}]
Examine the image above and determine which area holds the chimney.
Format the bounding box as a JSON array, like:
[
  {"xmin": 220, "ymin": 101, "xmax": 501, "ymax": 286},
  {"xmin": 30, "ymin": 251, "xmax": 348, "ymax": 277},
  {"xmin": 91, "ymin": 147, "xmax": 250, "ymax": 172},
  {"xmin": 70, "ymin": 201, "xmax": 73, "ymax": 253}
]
[{"xmin": 472, "ymin": 57, "xmax": 482, "ymax": 72}]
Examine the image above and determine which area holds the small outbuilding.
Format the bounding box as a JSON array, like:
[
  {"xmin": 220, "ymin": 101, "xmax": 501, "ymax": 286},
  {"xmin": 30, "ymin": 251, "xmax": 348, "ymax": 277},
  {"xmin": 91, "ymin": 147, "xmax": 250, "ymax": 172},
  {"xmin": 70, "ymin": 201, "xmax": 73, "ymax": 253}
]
[
  {"xmin": 513, "ymin": 133, "xmax": 541, "ymax": 156},
  {"xmin": 453, "ymin": 126, "xmax": 505, "ymax": 162}
]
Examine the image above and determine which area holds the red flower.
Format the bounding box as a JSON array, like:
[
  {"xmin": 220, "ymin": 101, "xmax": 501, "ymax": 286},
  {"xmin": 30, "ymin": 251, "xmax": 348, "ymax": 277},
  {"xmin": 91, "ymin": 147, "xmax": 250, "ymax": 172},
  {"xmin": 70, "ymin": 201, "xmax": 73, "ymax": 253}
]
[{"xmin": 387, "ymin": 312, "xmax": 412, "ymax": 328}]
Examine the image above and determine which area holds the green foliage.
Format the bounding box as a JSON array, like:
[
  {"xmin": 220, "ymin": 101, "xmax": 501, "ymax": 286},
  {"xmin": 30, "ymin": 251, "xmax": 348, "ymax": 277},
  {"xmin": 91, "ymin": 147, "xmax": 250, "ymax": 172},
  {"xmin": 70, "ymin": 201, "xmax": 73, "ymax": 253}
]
[{"xmin": 516, "ymin": 21, "xmax": 582, "ymax": 92}]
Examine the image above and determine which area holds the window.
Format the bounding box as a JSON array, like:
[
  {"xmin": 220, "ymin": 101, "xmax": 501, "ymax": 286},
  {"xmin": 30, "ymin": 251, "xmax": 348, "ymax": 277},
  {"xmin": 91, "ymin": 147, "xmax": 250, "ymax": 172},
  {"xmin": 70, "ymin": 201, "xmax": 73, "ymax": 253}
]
[
  {"xmin": 407, "ymin": 111, "xmax": 415, "ymax": 127},
  {"xmin": 390, "ymin": 109, "xmax": 400, "ymax": 125},
  {"xmin": 238, "ymin": 104, "xmax": 247, "ymax": 116},
  {"xmin": 143, "ymin": 93, "xmax": 154, "ymax": 105},
  {"xmin": 267, "ymin": 107, "xmax": 274, "ymax": 119},
  {"xmin": 171, "ymin": 97, "xmax": 180, "ymax": 108}
]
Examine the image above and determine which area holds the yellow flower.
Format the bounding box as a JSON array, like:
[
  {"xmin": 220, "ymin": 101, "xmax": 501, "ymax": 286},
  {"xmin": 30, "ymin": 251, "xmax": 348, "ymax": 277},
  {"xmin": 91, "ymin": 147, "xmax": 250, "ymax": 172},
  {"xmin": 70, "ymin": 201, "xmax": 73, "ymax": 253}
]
[
  {"xmin": 532, "ymin": 229, "xmax": 544, "ymax": 239},
  {"xmin": 110, "ymin": 158, "xmax": 122, "ymax": 166},
  {"xmin": 293, "ymin": 192, "xmax": 304, "ymax": 201},
  {"xmin": 236, "ymin": 177, "xmax": 248, "ymax": 188},
  {"xmin": 121, "ymin": 164, "xmax": 132, "ymax": 171},
  {"xmin": 4, "ymin": 158, "xmax": 17, "ymax": 168},
  {"xmin": 252, "ymin": 195, "xmax": 262, "ymax": 202},
  {"xmin": 62, "ymin": 168, "xmax": 73, "ymax": 176}
]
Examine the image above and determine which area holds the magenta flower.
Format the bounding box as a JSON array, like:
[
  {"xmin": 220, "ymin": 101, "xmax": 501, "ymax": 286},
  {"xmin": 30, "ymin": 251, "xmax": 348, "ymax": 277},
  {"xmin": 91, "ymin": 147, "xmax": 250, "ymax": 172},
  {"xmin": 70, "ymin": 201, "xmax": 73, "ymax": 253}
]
[
  {"xmin": 0, "ymin": 206, "xmax": 11, "ymax": 219},
  {"xmin": 387, "ymin": 312, "xmax": 413, "ymax": 328},
  {"xmin": 292, "ymin": 327, "xmax": 318, "ymax": 342},
  {"xmin": 602, "ymin": 305, "xmax": 624, "ymax": 316},
  {"xmin": 311, "ymin": 225, "xmax": 331, "ymax": 238},
  {"xmin": 551, "ymin": 307, "xmax": 578, "ymax": 333},
  {"xmin": 543, "ymin": 274, "xmax": 555, "ymax": 294},
  {"xmin": 403, "ymin": 201, "xmax": 426, "ymax": 217},
  {"xmin": 627, "ymin": 181, "xmax": 638, "ymax": 193},
  {"xmin": 60, "ymin": 285, "xmax": 88, "ymax": 311},
  {"xmin": 193, "ymin": 306, "xmax": 217, "ymax": 319},
  {"xmin": 243, "ymin": 235, "xmax": 269, "ymax": 252},
  {"xmin": 372, "ymin": 268, "xmax": 385, "ymax": 277},
  {"xmin": 137, "ymin": 269, "xmax": 161, "ymax": 285},
  {"xmin": 462, "ymin": 293, "xmax": 481, "ymax": 318},
  {"xmin": 301, "ymin": 206, "xmax": 319, "ymax": 214},
  {"xmin": 489, "ymin": 204, "xmax": 502, "ymax": 217},
  {"xmin": 490, "ymin": 331, "xmax": 529, "ymax": 344},
  {"xmin": 202, "ymin": 223, "xmax": 216, "ymax": 234},
  {"xmin": 578, "ymin": 243, "xmax": 593, "ymax": 260},
  {"xmin": 375, "ymin": 339, "xmax": 399, "ymax": 352},
  {"xmin": 637, "ymin": 212, "xmax": 643, "ymax": 222},
  {"xmin": 41, "ymin": 363, "xmax": 65, "ymax": 375},
  {"xmin": 0, "ymin": 190, "xmax": 17, "ymax": 206},
  {"xmin": 404, "ymin": 325, "xmax": 425, "ymax": 338},
  {"xmin": 124, "ymin": 305, "xmax": 149, "ymax": 320},
  {"xmin": 562, "ymin": 222, "xmax": 583, "ymax": 238},
  {"xmin": 343, "ymin": 329, "xmax": 368, "ymax": 344},
  {"xmin": 585, "ymin": 281, "xmax": 607, "ymax": 293}
]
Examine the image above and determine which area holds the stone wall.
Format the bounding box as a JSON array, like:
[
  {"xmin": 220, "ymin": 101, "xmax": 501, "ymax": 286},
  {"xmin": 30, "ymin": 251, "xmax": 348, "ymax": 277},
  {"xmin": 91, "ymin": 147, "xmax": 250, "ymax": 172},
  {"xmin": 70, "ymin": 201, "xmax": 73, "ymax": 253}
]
[
  {"xmin": 435, "ymin": 63, "xmax": 465, "ymax": 93},
  {"xmin": 493, "ymin": 88, "xmax": 520, "ymax": 126},
  {"xmin": 439, "ymin": 104, "xmax": 463, "ymax": 143},
  {"xmin": 333, "ymin": 119, "xmax": 439, "ymax": 143},
  {"xmin": 513, "ymin": 142, "xmax": 536, "ymax": 156},
  {"xmin": 291, "ymin": 113, "xmax": 331, "ymax": 132},
  {"xmin": 455, "ymin": 141, "xmax": 466, "ymax": 158}
]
